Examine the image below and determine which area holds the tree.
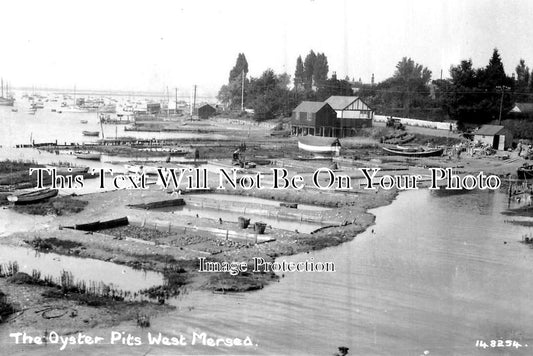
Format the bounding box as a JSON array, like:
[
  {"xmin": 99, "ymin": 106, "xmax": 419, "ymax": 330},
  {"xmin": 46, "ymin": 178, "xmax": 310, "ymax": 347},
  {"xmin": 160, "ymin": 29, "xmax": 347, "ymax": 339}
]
[
  {"xmin": 392, "ymin": 57, "xmax": 432, "ymax": 113},
  {"xmin": 294, "ymin": 56, "xmax": 305, "ymax": 90},
  {"xmin": 229, "ymin": 53, "xmax": 249, "ymax": 83},
  {"xmin": 303, "ymin": 50, "xmax": 316, "ymax": 90},
  {"xmin": 218, "ymin": 53, "xmax": 250, "ymax": 109},
  {"xmin": 515, "ymin": 59, "xmax": 531, "ymax": 102},
  {"xmin": 246, "ymin": 69, "xmax": 292, "ymax": 121},
  {"xmin": 442, "ymin": 50, "xmax": 515, "ymax": 124},
  {"xmin": 313, "ymin": 53, "xmax": 329, "ymax": 88},
  {"xmin": 315, "ymin": 78, "xmax": 353, "ymax": 101}
]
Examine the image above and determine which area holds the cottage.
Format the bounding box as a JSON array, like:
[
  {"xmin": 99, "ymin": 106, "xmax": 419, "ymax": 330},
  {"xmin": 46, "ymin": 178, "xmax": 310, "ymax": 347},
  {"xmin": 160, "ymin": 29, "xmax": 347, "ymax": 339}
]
[
  {"xmin": 473, "ymin": 125, "xmax": 513, "ymax": 150},
  {"xmin": 291, "ymin": 101, "xmax": 339, "ymax": 137},
  {"xmin": 324, "ymin": 96, "xmax": 373, "ymax": 136},
  {"xmin": 198, "ymin": 104, "xmax": 216, "ymax": 119}
]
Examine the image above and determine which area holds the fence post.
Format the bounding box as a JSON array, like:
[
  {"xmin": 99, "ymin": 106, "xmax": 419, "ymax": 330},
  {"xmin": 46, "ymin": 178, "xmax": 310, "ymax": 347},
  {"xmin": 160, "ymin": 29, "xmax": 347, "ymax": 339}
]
[
  {"xmin": 168, "ymin": 222, "xmax": 171, "ymax": 233},
  {"xmin": 142, "ymin": 218, "xmax": 146, "ymax": 227}
]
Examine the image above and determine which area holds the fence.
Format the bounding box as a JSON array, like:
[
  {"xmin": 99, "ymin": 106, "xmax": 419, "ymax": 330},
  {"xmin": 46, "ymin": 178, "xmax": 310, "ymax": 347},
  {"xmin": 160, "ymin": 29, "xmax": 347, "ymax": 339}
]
[{"xmin": 374, "ymin": 115, "xmax": 457, "ymax": 131}]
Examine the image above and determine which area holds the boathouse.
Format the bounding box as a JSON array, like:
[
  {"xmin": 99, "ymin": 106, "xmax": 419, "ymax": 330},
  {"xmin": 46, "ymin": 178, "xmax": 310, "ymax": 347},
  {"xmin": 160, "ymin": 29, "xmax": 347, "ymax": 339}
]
[
  {"xmin": 291, "ymin": 101, "xmax": 339, "ymax": 137},
  {"xmin": 324, "ymin": 96, "xmax": 373, "ymax": 136},
  {"xmin": 473, "ymin": 125, "xmax": 513, "ymax": 150},
  {"xmin": 198, "ymin": 104, "xmax": 216, "ymax": 119}
]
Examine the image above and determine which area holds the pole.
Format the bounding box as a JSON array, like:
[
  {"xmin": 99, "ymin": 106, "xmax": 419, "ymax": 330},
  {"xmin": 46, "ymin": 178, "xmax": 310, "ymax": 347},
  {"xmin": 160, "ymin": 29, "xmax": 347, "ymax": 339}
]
[
  {"xmin": 497, "ymin": 85, "xmax": 509, "ymax": 125},
  {"xmin": 175, "ymin": 88, "xmax": 178, "ymax": 113},
  {"xmin": 192, "ymin": 85, "xmax": 197, "ymax": 120},
  {"xmin": 241, "ymin": 70, "xmax": 245, "ymax": 112}
]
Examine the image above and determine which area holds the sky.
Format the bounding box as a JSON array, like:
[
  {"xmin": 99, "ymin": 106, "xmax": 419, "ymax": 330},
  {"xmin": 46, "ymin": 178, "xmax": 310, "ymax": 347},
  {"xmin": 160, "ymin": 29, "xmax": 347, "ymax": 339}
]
[{"xmin": 1, "ymin": 0, "xmax": 532, "ymax": 98}]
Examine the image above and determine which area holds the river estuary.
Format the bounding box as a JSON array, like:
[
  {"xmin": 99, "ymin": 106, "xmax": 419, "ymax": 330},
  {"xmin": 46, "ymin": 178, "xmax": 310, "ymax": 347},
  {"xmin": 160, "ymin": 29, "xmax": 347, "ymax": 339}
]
[{"xmin": 2, "ymin": 188, "xmax": 533, "ymax": 355}]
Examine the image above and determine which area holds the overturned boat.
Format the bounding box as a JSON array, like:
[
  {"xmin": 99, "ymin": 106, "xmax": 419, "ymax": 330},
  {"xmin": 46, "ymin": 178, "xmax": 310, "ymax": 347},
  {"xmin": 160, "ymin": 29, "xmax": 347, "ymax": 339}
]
[{"xmin": 381, "ymin": 145, "xmax": 444, "ymax": 157}]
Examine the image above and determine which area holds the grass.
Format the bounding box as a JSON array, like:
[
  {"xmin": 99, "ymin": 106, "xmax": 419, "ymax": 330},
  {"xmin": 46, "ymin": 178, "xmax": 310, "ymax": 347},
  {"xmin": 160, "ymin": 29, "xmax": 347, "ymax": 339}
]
[
  {"xmin": 25, "ymin": 237, "xmax": 83, "ymax": 251},
  {"xmin": 0, "ymin": 289, "xmax": 17, "ymax": 323},
  {"xmin": 14, "ymin": 195, "xmax": 88, "ymax": 215}
]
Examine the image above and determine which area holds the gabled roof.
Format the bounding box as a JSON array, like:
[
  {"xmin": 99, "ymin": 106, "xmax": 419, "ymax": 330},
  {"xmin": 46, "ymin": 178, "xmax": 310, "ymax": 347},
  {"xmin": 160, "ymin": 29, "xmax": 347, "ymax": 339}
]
[
  {"xmin": 293, "ymin": 101, "xmax": 331, "ymax": 113},
  {"xmin": 324, "ymin": 96, "xmax": 360, "ymax": 110},
  {"xmin": 511, "ymin": 103, "xmax": 533, "ymax": 114},
  {"xmin": 198, "ymin": 103, "xmax": 215, "ymax": 110},
  {"xmin": 475, "ymin": 125, "xmax": 508, "ymax": 136}
]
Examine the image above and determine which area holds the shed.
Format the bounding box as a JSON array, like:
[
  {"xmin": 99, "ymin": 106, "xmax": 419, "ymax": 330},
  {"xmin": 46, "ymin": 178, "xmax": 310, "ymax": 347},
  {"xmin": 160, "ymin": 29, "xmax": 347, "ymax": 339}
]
[
  {"xmin": 198, "ymin": 104, "xmax": 216, "ymax": 119},
  {"xmin": 473, "ymin": 125, "xmax": 513, "ymax": 150},
  {"xmin": 324, "ymin": 96, "xmax": 373, "ymax": 136},
  {"xmin": 291, "ymin": 101, "xmax": 339, "ymax": 137},
  {"xmin": 509, "ymin": 103, "xmax": 533, "ymax": 119}
]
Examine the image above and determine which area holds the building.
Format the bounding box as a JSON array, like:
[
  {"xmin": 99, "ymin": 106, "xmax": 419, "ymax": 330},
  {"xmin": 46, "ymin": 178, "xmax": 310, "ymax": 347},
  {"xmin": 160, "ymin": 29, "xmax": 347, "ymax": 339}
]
[
  {"xmin": 509, "ymin": 103, "xmax": 533, "ymax": 118},
  {"xmin": 324, "ymin": 96, "xmax": 373, "ymax": 136},
  {"xmin": 473, "ymin": 125, "xmax": 513, "ymax": 150},
  {"xmin": 198, "ymin": 104, "xmax": 216, "ymax": 119},
  {"xmin": 290, "ymin": 101, "xmax": 339, "ymax": 137},
  {"xmin": 146, "ymin": 103, "xmax": 161, "ymax": 115}
]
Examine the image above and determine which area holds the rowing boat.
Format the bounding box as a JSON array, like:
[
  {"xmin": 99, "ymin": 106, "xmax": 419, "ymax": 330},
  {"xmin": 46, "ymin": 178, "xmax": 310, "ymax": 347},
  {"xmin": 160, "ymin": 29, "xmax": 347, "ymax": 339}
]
[
  {"xmin": 381, "ymin": 145, "xmax": 444, "ymax": 157},
  {"xmin": 7, "ymin": 188, "xmax": 58, "ymax": 205},
  {"xmin": 75, "ymin": 152, "xmax": 102, "ymax": 161}
]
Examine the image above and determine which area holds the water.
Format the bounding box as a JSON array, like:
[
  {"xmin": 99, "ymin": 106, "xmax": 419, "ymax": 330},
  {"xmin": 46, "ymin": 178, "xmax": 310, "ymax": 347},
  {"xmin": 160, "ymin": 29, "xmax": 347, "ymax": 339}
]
[
  {"xmin": 0, "ymin": 104, "xmax": 226, "ymax": 148},
  {"xmin": 4, "ymin": 188, "xmax": 533, "ymax": 355},
  {"xmin": 0, "ymin": 245, "xmax": 164, "ymax": 294}
]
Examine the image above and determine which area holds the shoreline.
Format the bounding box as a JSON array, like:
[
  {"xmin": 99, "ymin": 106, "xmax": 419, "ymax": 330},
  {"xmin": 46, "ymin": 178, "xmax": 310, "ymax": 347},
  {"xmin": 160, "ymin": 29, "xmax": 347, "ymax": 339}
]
[{"xmin": 0, "ymin": 181, "xmax": 398, "ymax": 333}]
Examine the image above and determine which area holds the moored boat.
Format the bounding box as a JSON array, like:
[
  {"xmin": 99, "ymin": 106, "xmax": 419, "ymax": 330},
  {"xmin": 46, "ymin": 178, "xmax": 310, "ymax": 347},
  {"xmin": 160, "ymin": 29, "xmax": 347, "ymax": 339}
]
[
  {"xmin": 82, "ymin": 130, "xmax": 99, "ymax": 137},
  {"xmin": 75, "ymin": 152, "xmax": 101, "ymax": 160},
  {"xmin": 51, "ymin": 166, "xmax": 90, "ymax": 175},
  {"xmin": 381, "ymin": 145, "xmax": 444, "ymax": 157},
  {"xmin": 7, "ymin": 188, "xmax": 58, "ymax": 205},
  {"xmin": 80, "ymin": 120, "xmax": 88, "ymax": 124}
]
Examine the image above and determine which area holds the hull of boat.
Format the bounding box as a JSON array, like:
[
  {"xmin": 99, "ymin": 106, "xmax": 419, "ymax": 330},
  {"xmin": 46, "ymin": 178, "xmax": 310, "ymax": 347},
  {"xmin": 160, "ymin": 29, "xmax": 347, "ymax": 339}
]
[
  {"xmin": 75, "ymin": 153, "xmax": 101, "ymax": 161},
  {"xmin": 0, "ymin": 98, "xmax": 15, "ymax": 106},
  {"xmin": 82, "ymin": 131, "xmax": 99, "ymax": 137},
  {"xmin": 298, "ymin": 141, "xmax": 340, "ymax": 153},
  {"xmin": 382, "ymin": 146, "xmax": 444, "ymax": 157},
  {"xmin": 7, "ymin": 188, "xmax": 58, "ymax": 205}
]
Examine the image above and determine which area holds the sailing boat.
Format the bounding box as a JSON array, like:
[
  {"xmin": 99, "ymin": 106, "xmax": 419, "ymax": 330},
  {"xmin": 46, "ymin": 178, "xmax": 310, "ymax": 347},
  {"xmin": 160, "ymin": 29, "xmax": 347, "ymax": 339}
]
[{"xmin": 0, "ymin": 78, "xmax": 15, "ymax": 106}]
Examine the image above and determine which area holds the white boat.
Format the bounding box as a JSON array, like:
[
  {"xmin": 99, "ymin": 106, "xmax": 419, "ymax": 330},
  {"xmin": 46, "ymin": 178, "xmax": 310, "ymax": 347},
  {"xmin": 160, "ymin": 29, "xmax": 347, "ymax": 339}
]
[{"xmin": 297, "ymin": 136, "xmax": 341, "ymax": 156}]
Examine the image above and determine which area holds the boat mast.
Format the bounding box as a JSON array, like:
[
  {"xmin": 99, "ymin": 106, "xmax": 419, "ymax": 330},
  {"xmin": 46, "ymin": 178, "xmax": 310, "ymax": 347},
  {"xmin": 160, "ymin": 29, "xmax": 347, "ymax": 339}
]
[{"xmin": 1, "ymin": 78, "xmax": 3, "ymax": 98}]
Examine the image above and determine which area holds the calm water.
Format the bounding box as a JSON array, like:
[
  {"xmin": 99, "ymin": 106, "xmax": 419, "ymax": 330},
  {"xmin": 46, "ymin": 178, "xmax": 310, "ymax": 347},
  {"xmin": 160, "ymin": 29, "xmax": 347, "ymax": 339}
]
[
  {"xmin": 0, "ymin": 104, "xmax": 226, "ymax": 147},
  {"xmin": 0, "ymin": 245, "xmax": 163, "ymax": 294},
  {"xmin": 3, "ymin": 189, "xmax": 533, "ymax": 355}
]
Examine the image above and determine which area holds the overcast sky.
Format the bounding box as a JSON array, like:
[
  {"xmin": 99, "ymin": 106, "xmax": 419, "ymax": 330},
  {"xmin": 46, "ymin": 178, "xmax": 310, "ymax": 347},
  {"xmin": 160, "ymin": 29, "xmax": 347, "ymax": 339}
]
[{"xmin": 1, "ymin": 0, "xmax": 532, "ymax": 97}]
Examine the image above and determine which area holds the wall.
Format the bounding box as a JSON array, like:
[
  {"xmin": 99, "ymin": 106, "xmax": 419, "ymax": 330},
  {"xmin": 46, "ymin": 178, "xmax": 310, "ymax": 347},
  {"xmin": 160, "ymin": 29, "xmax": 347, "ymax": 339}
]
[{"xmin": 374, "ymin": 115, "xmax": 457, "ymax": 131}]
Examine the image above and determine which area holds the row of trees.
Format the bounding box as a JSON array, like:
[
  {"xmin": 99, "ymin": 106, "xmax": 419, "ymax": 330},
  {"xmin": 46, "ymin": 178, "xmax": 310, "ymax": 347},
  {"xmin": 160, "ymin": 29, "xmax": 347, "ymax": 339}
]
[
  {"xmin": 217, "ymin": 51, "xmax": 355, "ymax": 120},
  {"xmin": 359, "ymin": 49, "xmax": 533, "ymax": 125},
  {"xmin": 218, "ymin": 49, "xmax": 533, "ymax": 125}
]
